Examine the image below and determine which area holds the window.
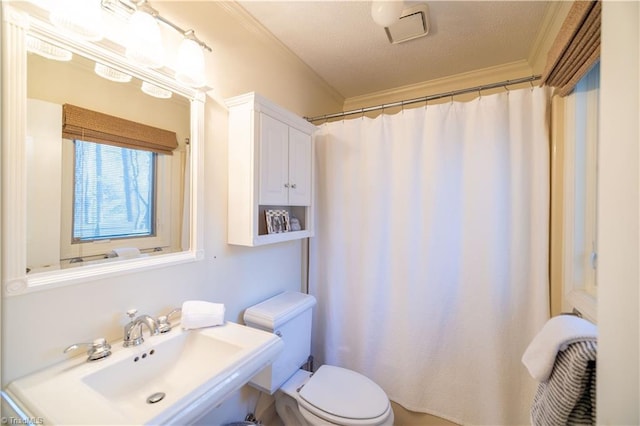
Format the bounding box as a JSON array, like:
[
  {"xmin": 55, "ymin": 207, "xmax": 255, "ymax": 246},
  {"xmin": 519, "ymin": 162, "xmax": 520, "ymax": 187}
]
[
  {"xmin": 57, "ymin": 104, "xmax": 178, "ymax": 263},
  {"xmin": 562, "ymin": 61, "xmax": 600, "ymax": 317},
  {"xmin": 570, "ymin": 62, "xmax": 599, "ymax": 295},
  {"xmin": 60, "ymin": 138, "xmax": 171, "ymax": 262},
  {"xmin": 544, "ymin": 1, "xmax": 601, "ymax": 321},
  {"xmin": 73, "ymin": 140, "xmax": 156, "ymax": 242}
]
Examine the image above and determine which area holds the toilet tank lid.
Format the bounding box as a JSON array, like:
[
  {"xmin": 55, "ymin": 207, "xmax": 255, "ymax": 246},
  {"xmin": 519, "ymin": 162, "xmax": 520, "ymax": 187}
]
[{"xmin": 243, "ymin": 291, "xmax": 317, "ymax": 330}]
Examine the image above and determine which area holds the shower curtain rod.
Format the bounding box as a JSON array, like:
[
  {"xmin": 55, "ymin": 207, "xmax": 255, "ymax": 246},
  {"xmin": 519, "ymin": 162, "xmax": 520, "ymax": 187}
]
[{"xmin": 305, "ymin": 74, "xmax": 542, "ymax": 123}]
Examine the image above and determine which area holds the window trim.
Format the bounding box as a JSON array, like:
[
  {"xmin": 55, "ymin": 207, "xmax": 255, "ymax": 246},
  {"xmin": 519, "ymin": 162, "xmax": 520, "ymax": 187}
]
[
  {"xmin": 60, "ymin": 138, "xmax": 171, "ymax": 261},
  {"xmin": 561, "ymin": 63, "xmax": 600, "ymax": 321}
]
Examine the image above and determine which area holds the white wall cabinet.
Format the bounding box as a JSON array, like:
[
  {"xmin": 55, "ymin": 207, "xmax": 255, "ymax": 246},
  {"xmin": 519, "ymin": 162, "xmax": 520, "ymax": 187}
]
[
  {"xmin": 259, "ymin": 113, "xmax": 312, "ymax": 206},
  {"xmin": 226, "ymin": 92, "xmax": 316, "ymax": 246}
]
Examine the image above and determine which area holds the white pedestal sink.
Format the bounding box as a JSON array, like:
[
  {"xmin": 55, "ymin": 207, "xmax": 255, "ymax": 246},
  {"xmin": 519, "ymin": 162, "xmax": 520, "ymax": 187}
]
[{"xmin": 4, "ymin": 321, "xmax": 283, "ymax": 425}]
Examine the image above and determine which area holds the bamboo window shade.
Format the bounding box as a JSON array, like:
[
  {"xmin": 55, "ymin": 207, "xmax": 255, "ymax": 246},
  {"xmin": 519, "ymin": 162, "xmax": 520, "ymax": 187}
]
[
  {"xmin": 542, "ymin": 0, "xmax": 601, "ymax": 97},
  {"xmin": 62, "ymin": 104, "xmax": 178, "ymax": 155}
]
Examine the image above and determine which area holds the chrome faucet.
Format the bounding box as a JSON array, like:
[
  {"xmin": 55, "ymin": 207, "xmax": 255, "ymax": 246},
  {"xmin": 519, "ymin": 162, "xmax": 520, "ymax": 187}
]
[
  {"xmin": 64, "ymin": 338, "xmax": 112, "ymax": 361},
  {"xmin": 157, "ymin": 308, "xmax": 182, "ymax": 333},
  {"xmin": 123, "ymin": 309, "xmax": 160, "ymax": 347}
]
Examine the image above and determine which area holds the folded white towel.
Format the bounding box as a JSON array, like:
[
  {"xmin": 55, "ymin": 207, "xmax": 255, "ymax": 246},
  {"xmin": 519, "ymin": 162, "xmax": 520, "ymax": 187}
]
[
  {"xmin": 181, "ymin": 300, "xmax": 225, "ymax": 330},
  {"xmin": 111, "ymin": 247, "xmax": 141, "ymax": 259},
  {"xmin": 522, "ymin": 315, "xmax": 597, "ymax": 382}
]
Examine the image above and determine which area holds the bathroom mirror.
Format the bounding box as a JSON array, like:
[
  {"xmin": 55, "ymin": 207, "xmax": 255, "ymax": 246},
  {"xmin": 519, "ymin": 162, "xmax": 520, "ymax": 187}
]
[{"xmin": 2, "ymin": 3, "xmax": 205, "ymax": 295}]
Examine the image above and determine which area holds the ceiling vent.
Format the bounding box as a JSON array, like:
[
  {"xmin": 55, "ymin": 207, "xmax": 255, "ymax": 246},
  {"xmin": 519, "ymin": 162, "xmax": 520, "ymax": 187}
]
[{"xmin": 385, "ymin": 3, "xmax": 430, "ymax": 44}]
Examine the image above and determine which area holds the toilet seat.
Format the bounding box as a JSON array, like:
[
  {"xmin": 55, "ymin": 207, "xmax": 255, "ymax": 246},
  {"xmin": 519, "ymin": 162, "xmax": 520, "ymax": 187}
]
[{"xmin": 297, "ymin": 365, "xmax": 392, "ymax": 425}]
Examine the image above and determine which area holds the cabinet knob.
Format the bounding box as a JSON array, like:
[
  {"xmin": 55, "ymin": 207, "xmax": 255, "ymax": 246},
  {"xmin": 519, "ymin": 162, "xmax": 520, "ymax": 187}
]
[
  {"xmin": 291, "ymin": 184, "xmax": 297, "ymax": 189},
  {"xmin": 284, "ymin": 183, "xmax": 290, "ymax": 188}
]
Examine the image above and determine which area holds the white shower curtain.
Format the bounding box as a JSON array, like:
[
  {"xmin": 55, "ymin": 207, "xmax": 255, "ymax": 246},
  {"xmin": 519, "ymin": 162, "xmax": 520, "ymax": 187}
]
[{"xmin": 309, "ymin": 87, "xmax": 550, "ymax": 425}]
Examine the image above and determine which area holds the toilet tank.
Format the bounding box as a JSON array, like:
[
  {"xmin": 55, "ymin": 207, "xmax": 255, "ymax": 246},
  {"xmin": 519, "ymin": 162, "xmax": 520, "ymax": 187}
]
[{"xmin": 243, "ymin": 291, "xmax": 316, "ymax": 394}]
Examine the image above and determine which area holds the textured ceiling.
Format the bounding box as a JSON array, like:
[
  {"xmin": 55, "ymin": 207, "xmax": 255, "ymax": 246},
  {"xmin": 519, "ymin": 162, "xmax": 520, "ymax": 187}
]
[{"xmin": 237, "ymin": 1, "xmax": 550, "ymax": 99}]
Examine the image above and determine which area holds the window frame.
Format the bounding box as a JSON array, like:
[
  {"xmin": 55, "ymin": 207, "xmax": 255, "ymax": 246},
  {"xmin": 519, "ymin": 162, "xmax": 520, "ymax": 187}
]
[
  {"xmin": 561, "ymin": 62, "xmax": 600, "ymax": 320},
  {"xmin": 60, "ymin": 138, "xmax": 171, "ymax": 261}
]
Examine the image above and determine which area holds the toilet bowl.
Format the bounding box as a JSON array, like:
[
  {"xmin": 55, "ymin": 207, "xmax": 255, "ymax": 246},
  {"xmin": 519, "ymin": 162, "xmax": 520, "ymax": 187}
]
[
  {"xmin": 276, "ymin": 366, "xmax": 394, "ymax": 426},
  {"xmin": 243, "ymin": 292, "xmax": 394, "ymax": 426}
]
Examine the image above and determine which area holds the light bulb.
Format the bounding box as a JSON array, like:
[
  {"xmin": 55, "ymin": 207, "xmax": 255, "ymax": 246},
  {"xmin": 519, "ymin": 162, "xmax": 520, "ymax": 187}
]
[
  {"xmin": 26, "ymin": 36, "xmax": 73, "ymax": 61},
  {"xmin": 141, "ymin": 81, "xmax": 172, "ymax": 99},
  {"xmin": 371, "ymin": 1, "xmax": 404, "ymax": 27},
  {"xmin": 175, "ymin": 37, "xmax": 206, "ymax": 88},
  {"xmin": 94, "ymin": 63, "xmax": 132, "ymax": 83},
  {"xmin": 49, "ymin": 0, "xmax": 103, "ymax": 41},
  {"xmin": 125, "ymin": 10, "xmax": 165, "ymax": 69}
]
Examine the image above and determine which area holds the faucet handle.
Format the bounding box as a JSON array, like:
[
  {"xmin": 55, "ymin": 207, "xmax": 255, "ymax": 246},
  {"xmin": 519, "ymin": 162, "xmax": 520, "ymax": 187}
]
[
  {"xmin": 126, "ymin": 309, "xmax": 138, "ymax": 320},
  {"xmin": 157, "ymin": 308, "xmax": 182, "ymax": 333},
  {"xmin": 64, "ymin": 338, "xmax": 112, "ymax": 361}
]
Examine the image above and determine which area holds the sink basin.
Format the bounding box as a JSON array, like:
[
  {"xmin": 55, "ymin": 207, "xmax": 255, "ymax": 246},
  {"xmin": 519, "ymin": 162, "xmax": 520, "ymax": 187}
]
[{"xmin": 5, "ymin": 322, "xmax": 283, "ymax": 425}]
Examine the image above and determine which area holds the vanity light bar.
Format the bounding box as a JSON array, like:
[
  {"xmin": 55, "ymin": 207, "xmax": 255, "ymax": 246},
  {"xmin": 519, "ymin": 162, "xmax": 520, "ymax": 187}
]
[{"xmin": 101, "ymin": 0, "xmax": 212, "ymax": 52}]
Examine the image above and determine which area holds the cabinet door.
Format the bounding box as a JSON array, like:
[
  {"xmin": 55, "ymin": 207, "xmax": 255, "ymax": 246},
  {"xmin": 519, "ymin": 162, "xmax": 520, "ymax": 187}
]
[
  {"xmin": 288, "ymin": 126, "xmax": 312, "ymax": 206},
  {"xmin": 259, "ymin": 113, "xmax": 289, "ymax": 205}
]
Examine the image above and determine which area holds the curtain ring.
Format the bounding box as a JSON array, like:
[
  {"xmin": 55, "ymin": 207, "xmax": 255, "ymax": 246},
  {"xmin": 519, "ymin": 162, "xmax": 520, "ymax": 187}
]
[
  {"xmin": 530, "ymin": 79, "xmax": 535, "ymax": 92},
  {"xmin": 401, "ymin": 101, "xmax": 404, "ymax": 114},
  {"xmin": 504, "ymin": 84, "xmax": 510, "ymax": 94},
  {"xmin": 478, "ymin": 88, "xmax": 482, "ymax": 100},
  {"xmin": 361, "ymin": 108, "xmax": 365, "ymax": 120}
]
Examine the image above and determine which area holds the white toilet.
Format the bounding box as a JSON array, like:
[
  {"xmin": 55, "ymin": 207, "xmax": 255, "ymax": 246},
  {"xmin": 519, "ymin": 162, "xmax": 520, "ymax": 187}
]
[{"xmin": 244, "ymin": 291, "xmax": 394, "ymax": 426}]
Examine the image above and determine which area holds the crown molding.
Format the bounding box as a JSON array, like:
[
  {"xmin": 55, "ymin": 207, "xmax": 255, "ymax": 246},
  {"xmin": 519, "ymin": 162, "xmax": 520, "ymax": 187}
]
[
  {"xmin": 527, "ymin": 1, "xmax": 573, "ymax": 76},
  {"xmin": 343, "ymin": 60, "xmax": 534, "ymax": 111}
]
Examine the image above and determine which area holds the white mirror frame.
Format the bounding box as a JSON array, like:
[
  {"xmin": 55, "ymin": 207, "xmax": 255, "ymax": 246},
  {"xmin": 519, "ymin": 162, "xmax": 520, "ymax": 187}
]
[{"xmin": 1, "ymin": 4, "xmax": 205, "ymax": 296}]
